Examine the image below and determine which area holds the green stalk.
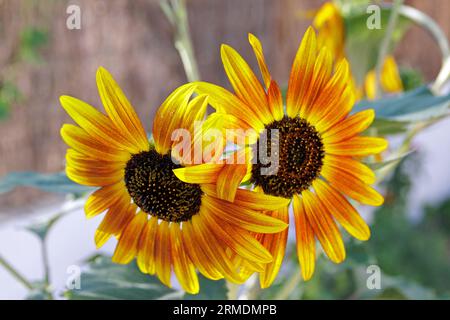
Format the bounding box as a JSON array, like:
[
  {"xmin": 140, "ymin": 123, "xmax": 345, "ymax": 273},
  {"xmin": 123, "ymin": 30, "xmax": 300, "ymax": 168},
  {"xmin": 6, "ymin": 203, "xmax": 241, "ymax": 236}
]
[
  {"xmin": 375, "ymin": 0, "xmax": 404, "ymax": 98},
  {"xmin": 0, "ymin": 254, "xmax": 33, "ymax": 290},
  {"xmin": 160, "ymin": 0, "xmax": 201, "ymax": 82}
]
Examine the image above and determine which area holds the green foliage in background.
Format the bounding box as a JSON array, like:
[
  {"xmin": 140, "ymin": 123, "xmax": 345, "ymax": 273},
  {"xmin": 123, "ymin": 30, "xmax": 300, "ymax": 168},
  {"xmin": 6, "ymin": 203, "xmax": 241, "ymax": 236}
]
[{"xmin": 0, "ymin": 27, "xmax": 48, "ymax": 120}]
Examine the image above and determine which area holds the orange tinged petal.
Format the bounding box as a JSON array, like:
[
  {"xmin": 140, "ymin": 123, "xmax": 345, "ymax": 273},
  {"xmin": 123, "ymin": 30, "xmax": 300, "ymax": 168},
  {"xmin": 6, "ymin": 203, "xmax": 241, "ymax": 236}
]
[
  {"xmin": 95, "ymin": 199, "xmax": 135, "ymax": 248},
  {"xmin": 293, "ymin": 195, "xmax": 316, "ymax": 280},
  {"xmin": 201, "ymin": 184, "xmax": 290, "ymax": 211},
  {"xmin": 203, "ymin": 195, "xmax": 288, "ymax": 234},
  {"xmin": 313, "ymin": 179, "xmax": 370, "ymax": 241},
  {"xmin": 60, "ymin": 95, "xmax": 138, "ymax": 153},
  {"xmin": 112, "ymin": 211, "xmax": 147, "ymax": 264},
  {"xmin": 84, "ymin": 181, "xmax": 126, "ymax": 218},
  {"xmin": 321, "ymin": 164, "xmax": 384, "ymax": 206},
  {"xmin": 154, "ymin": 221, "xmax": 172, "ymax": 287},
  {"xmin": 170, "ymin": 223, "xmax": 199, "ymax": 294},
  {"xmin": 315, "ymin": 86, "xmax": 355, "ymax": 133},
  {"xmin": 152, "ymin": 83, "xmax": 196, "ymax": 155},
  {"xmin": 322, "ymin": 109, "xmax": 375, "ymax": 143},
  {"xmin": 191, "ymin": 214, "xmax": 245, "ymax": 283},
  {"xmin": 173, "ymin": 163, "xmax": 224, "ymax": 184},
  {"xmin": 66, "ymin": 166, "xmax": 123, "ymax": 187},
  {"xmin": 302, "ymin": 190, "xmax": 346, "ymax": 263},
  {"xmin": 199, "ymin": 206, "xmax": 273, "ymax": 263},
  {"xmin": 61, "ymin": 124, "xmax": 131, "ymax": 162},
  {"xmin": 216, "ymin": 162, "xmax": 248, "ymax": 202},
  {"xmin": 248, "ymin": 33, "xmax": 271, "ymax": 89},
  {"xmin": 259, "ymin": 206, "xmax": 289, "ymax": 288},
  {"xmin": 300, "ymin": 46, "xmax": 333, "ymax": 120},
  {"xmin": 136, "ymin": 217, "xmax": 158, "ymax": 275},
  {"xmin": 221, "ymin": 44, "xmax": 272, "ymax": 124},
  {"xmin": 286, "ymin": 27, "xmax": 317, "ymax": 118},
  {"xmin": 325, "ymin": 136, "xmax": 388, "ymax": 157},
  {"xmin": 193, "ymin": 81, "xmax": 264, "ymax": 131},
  {"xmin": 96, "ymin": 67, "xmax": 149, "ymax": 151},
  {"xmin": 267, "ymin": 80, "xmax": 284, "ymax": 121},
  {"xmin": 182, "ymin": 220, "xmax": 223, "ymax": 280},
  {"xmin": 323, "ymin": 155, "xmax": 376, "ymax": 184}
]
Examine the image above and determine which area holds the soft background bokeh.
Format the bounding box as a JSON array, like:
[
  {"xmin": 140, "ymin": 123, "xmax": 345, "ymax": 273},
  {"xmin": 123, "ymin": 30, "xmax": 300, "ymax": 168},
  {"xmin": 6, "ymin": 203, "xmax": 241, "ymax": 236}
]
[{"xmin": 1, "ymin": 0, "xmax": 450, "ymax": 299}]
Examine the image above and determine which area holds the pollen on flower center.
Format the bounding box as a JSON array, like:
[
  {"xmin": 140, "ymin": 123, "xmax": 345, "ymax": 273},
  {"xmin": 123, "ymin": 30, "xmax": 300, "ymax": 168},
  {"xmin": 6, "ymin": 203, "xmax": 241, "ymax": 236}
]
[
  {"xmin": 124, "ymin": 149, "xmax": 203, "ymax": 222},
  {"xmin": 251, "ymin": 116, "xmax": 324, "ymax": 198}
]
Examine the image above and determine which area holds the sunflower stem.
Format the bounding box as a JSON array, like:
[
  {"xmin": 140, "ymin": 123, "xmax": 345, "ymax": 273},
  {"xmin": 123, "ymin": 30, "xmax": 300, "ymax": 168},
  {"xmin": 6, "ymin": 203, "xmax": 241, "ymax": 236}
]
[
  {"xmin": 160, "ymin": 0, "xmax": 201, "ymax": 82},
  {"xmin": 0, "ymin": 254, "xmax": 34, "ymax": 290},
  {"xmin": 375, "ymin": 0, "xmax": 404, "ymax": 99}
]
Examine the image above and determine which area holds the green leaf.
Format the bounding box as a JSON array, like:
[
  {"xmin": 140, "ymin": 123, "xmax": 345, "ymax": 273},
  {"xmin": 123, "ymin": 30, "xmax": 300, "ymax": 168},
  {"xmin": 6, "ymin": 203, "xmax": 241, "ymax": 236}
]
[
  {"xmin": 353, "ymin": 86, "xmax": 450, "ymax": 122},
  {"xmin": 65, "ymin": 255, "xmax": 183, "ymax": 300},
  {"xmin": 26, "ymin": 213, "xmax": 63, "ymax": 241},
  {"xmin": 367, "ymin": 150, "xmax": 414, "ymax": 171},
  {"xmin": 0, "ymin": 171, "xmax": 95, "ymax": 195},
  {"xmin": 19, "ymin": 27, "xmax": 48, "ymax": 63},
  {"xmin": 399, "ymin": 67, "xmax": 425, "ymax": 91},
  {"xmin": 370, "ymin": 118, "xmax": 410, "ymax": 135},
  {"xmin": 344, "ymin": 7, "xmax": 411, "ymax": 85}
]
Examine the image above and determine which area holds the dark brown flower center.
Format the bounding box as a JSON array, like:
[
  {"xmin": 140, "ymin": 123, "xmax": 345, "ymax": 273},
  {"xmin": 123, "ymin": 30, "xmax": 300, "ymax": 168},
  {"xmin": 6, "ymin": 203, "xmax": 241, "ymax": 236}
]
[
  {"xmin": 251, "ymin": 116, "xmax": 324, "ymax": 198},
  {"xmin": 124, "ymin": 149, "xmax": 203, "ymax": 222}
]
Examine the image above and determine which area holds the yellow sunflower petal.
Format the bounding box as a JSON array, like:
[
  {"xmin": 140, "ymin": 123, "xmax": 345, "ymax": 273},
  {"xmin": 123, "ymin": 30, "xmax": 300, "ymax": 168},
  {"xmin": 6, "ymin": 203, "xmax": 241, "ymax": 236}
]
[
  {"xmin": 322, "ymin": 109, "xmax": 375, "ymax": 143},
  {"xmin": 96, "ymin": 67, "xmax": 149, "ymax": 151},
  {"xmin": 60, "ymin": 95, "xmax": 138, "ymax": 153},
  {"xmin": 315, "ymin": 86, "xmax": 355, "ymax": 133},
  {"xmin": 381, "ymin": 55, "xmax": 403, "ymax": 93},
  {"xmin": 323, "ymin": 154, "xmax": 376, "ymax": 184},
  {"xmin": 267, "ymin": 80, "xmax": 284, "ymax": 121},
  {"xmin": 286, "ymin": 26, "xmax": 317, "ymax": 118},
  {"xmin": 313, "ymin": 179, "xmax": 370, "ymax": 241},
  {"xmin": 302, "ymin": 190, "xmax": 346, "ymax": 264},
  {"xmin": 95, "ymin": 200, "xmax": 135, "ymax": 248},
  {"xmin": 61, "ymin": 124, "xmax": 131, "ymax": 162},
  {"xmin": 154, "ymin": 221, "xmax": 172, "ymax": 287},
  {"xmin": 182, "ymin": 94, "xmax": 209, "ymax": 135},
  {"xmin": 293, "ymin": 194, "xmax": 316, "ymax": 280},
  {"xmin": 201, "ymin": 184, "xmax": 290, "ymax": 211},
  {"xmin": 66, "ymin": 165, "xmax": 123, "ymax": 187},
  {"xmin": 259, "ymin": 206, "xmax": 289, "ymax": 288},
  {"xmin": 182, "ymin": 220, "xmax": 224, "ymax": 280},
  {"xmin": 203, "ymin": 194, "xmax": 288, "ymax": 234},
  {"xmin": 136, "ymin": 217, "xmax": 158, "ymax": 275},
  {"xmin": 248, "ymin": 33, "xmax": 271, "ymax": 88},
  {"xmin": 321, "ymin": 164, "xmax": 384, "ymax": 206},
  {"xmin": 112, "ymin": 211, "xmax": 147, "ymax": 264},
  {"xmin": 152, "ymin": 83, "xmax": 196, "ymax": 155},
  {"xmin": 173, "ymin": 163, "xmax": 224, "ymax": 184},
  {"xmin": 84, "ymin": 181, "xmax": 126, "ymax": 218},
  {"xmin": 191, "ymin": 214, "xmax": 245, "ymax": 283},
  {"xmin": 199, "ymin": 206, "xmax": 273, "ymax": 263},
  {"xmin": 221, "ymin": 44, "xmax": 272, "ymax": 124},
  {"xmin": 308, "ymin": 59, "xmax": 350, "ymax": 124},
  {"xmin": 193, "ymin": 81, "xmax": 265, "ymax": 131},
  {"xmin": 325, "ymin": 136, "xmax": 388, "ymax": 156},
  {"xmin": 170, "ymin": 223, "xmax": 199, "ymax": 294},
  {"xmin": 216, "ymin": 162, "xmax": 248, "ymax": 202},
  {"xmin": 300, "ymin": 46, "xmax": 333, "ymax": 120}
]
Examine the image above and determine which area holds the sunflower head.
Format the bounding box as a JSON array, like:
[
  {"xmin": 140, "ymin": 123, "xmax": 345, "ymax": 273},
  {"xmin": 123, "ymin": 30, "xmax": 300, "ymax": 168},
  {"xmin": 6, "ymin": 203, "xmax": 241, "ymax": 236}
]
[
  {"xmin": 192, "ymin": 25, "xmax": 388, "ymax": 287},
  {"xmin": 60, "ymin": 67, "xmax": 289, "ymax": 294}
]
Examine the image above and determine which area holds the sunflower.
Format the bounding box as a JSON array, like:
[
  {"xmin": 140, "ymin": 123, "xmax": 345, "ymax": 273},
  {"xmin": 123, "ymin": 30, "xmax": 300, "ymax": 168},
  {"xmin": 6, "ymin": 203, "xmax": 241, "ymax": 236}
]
[
  {"xmin": 186, "ymin": 27, "xmax": 388, "ymax": 287},
  {"xmin": 313, "ymin": 1, "xmax": 403, "ymax": 100},
  {"xmin": 60, "ymin": 67, "xmax": 289, "ymax": 294}
]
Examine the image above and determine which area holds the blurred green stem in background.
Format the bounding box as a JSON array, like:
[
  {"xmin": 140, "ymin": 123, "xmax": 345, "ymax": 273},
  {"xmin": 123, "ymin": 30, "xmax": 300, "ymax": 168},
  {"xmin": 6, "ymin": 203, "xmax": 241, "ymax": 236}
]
[
  {"xmin": 375, "ymin": 0, "xmax": 404, "ymax": 99},
  {"xmin": 160, "ymin": 0, "xmax": 201, "ymax": 82},
  {"xmin": 0, "ymin": 254, "xmax": 33, "ymax": 290}
]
